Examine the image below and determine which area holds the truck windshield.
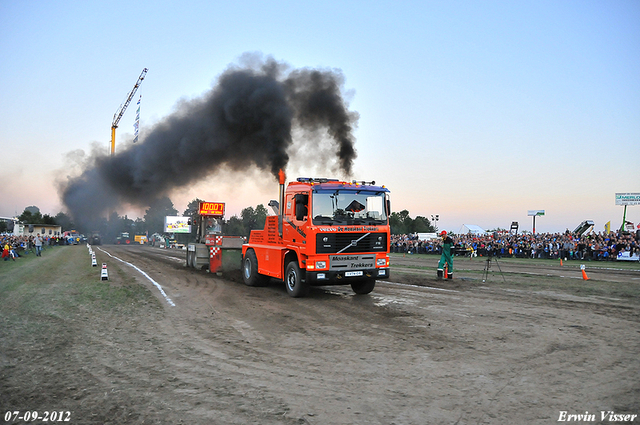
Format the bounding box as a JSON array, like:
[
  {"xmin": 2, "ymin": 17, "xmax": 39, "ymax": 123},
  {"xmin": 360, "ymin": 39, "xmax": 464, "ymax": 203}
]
[
  {"xmin": 312, "ymin": 190, "xmax": 387, "ymax": 225},
  {"xmin": 203, "ymin": 217, "xmax": 222, "ymax": 235}
]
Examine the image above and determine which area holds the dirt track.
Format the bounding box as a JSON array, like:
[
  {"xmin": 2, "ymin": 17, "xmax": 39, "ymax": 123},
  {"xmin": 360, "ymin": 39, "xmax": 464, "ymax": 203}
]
[{"xmin": 3, "ymin": 245, "xmax": 640, "ymax": 424}]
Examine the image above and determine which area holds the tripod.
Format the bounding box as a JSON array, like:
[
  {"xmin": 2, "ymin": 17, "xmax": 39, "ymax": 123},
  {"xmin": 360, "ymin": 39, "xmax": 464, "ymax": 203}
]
[{"xmin": 481, "ymin": 255, "xmax": 506, "ymax": 283}]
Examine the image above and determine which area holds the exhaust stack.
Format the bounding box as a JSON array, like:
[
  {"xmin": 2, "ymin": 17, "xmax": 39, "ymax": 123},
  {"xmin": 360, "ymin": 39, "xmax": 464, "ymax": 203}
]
[{"xmin": 278, "ymin": 169, "xmax": 286, "ymax": 237}]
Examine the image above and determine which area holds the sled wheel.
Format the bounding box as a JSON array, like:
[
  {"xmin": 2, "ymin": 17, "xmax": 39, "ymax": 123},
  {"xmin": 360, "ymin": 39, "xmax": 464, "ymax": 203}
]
[{"xmin": 351, "ymin": 278, "xmax": 376, "ymax": 295}]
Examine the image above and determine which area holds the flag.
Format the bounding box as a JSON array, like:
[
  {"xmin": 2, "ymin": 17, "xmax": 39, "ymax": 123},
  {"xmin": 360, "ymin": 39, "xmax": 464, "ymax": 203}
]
[
  {"xmin": 604, "ymin": 221, "xmax": 610, "ymax": 233},
  {"xmin": 133, "ymin": 95, "xmax": 141, "ymax": 143}
]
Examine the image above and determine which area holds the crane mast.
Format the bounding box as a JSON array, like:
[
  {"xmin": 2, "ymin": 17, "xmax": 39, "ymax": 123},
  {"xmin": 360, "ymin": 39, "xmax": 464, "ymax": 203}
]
[{"xmin": 110, "ymin": 68, "xmax": 148, "ymax": 155}]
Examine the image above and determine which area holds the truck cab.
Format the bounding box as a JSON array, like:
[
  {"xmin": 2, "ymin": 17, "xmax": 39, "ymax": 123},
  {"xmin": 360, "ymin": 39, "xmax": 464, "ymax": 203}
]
[{"xmin": 242, "ymin": 177, "xmax": 391, "ymax": 297}]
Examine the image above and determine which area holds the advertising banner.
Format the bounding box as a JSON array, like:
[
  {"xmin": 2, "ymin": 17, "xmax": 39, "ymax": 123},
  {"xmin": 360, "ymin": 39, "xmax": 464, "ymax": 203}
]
[
  {"xmin": 164, "ymin": 216, "xmax": 191, "ymax": 233},
  {"xmin": 615, "ymin": 193, "xmax": 640, "ymax": 206}
]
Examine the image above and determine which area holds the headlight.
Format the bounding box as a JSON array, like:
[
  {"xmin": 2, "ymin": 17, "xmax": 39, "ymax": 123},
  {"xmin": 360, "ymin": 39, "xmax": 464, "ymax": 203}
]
[
  {"xmin": 377, "ymin": 258, "xmax": 387, "ymax": 266},
  {"xmin": 316, "ymin": 261, "xmax": 327, "ymax": 269}
]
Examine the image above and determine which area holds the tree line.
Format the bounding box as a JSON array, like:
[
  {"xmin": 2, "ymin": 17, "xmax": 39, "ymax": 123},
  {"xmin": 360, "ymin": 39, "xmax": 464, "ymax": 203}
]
[
  {"xmin": 1, "ymin": 197, "xmax": 270, "ymax": 242},
  {"xmin": 389, "ymin": 210, "xmax": 437, "ymax": 235},
  {"xmin": 2, "ymin": 200, "xmax": 434, "ymax": 240}
]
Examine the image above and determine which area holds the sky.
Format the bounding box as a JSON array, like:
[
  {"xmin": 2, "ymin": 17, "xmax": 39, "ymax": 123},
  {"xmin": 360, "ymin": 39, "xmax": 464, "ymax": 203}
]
[{"xmin": 1, "ymin": 0, "xmax": 639, "ymax": 234}]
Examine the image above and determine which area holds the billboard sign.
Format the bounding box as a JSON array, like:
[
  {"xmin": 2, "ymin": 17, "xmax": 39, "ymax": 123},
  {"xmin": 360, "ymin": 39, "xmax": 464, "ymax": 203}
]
[
  {"xmin": 615, "ymin": 193, "xmax": 640, "ymax": 206},
  {"xmin": 198, "ymin": 202, "xmax": 225, "ymax": 217},
  {"xmin": 164, "ymin": 216, "xmax": 191, "ymax": 233},
  {"xmin": 527, "ymin": 210, "xmax": 545, "ymax": 216}
]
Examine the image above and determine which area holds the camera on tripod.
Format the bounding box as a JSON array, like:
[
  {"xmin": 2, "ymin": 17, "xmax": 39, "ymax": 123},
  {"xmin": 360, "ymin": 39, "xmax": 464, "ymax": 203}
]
[{"xmin": 481, "ymin": 252, "xmax": 506, "ymax": 283}]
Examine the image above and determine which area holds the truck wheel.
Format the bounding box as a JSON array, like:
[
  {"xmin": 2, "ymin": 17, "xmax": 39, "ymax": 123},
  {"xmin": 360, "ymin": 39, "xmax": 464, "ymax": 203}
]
[
  {"xmin": 285, "ymin": 261, "xmax": 309, "ymax": 298},
  {"xmin": 243, "ymin": 250, "xmax": 269, "ymax": 287},
  {"xmin": 351, "ymin": 278, "xmax": 376, "ymax": 295}
]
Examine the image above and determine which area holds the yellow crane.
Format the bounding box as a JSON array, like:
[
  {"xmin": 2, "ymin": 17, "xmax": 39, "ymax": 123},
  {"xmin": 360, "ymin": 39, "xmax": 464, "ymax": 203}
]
[{"xmin": 111, "ymin": 68, "xmax": 148, "ymax": 155}]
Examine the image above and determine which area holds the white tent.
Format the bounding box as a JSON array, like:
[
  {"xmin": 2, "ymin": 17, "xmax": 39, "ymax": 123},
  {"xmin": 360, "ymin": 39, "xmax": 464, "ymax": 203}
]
[
  {"xmin": 416, "ymin": 232, "xmax": 439, "ymax": 241},
  {"xmin": 458, "ymin": 224, "xmax": 487, "ymax": 235}
]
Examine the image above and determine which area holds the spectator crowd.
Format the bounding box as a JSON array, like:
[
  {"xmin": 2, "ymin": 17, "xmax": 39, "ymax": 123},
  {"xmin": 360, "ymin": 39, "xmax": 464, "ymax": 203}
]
[
  {"xmin": 392, "ymin": 230, "xmax": 640, "ymax": 261},
  {"xmin": 4, "ymin": 229, "xmax": 639, "ymax": 262},
  {"xmin": 1, "ymin": 234, "xmax": 67, "ymax": 261}
]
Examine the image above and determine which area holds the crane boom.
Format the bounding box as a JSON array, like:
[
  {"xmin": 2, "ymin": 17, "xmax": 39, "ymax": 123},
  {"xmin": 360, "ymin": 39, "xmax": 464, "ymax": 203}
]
[{"xmin": 110, "ymin": 68, "xmax": 148, "ymax": 155}]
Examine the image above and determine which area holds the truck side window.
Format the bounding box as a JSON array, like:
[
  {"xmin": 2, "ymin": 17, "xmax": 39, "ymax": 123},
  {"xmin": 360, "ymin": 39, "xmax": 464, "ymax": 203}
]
[{"xmin": 294, "ymin": 193, "xmax": 309, "ymax": 221}]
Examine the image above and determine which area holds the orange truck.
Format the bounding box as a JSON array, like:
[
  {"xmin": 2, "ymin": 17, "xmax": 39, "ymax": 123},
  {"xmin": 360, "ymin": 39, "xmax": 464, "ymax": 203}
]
[
  {"xmin": 242, "ymin": 172, "xmax": 391, "ymax": 297},
  {"xmin": 186, "ymin": 202, "xmax": 244, "ymax": 273}
]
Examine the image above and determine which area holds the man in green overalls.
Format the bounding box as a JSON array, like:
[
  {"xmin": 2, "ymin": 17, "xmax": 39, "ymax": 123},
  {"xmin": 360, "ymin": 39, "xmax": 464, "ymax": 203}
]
[{"xmin": 437, "ymin": 231, "xmax": 454, "ymax": 279}]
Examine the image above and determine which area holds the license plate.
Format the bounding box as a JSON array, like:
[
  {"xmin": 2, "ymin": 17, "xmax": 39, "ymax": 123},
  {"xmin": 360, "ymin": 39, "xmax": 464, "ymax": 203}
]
[{"xmin": 345, "ymin": 271, "xmax": 363, "ymax": 277}]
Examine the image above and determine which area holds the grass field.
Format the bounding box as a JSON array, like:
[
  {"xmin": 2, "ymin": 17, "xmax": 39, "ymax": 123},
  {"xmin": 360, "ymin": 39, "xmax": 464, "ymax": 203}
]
[
  {"xmin": 0, "ymin": 245, "xmax": 157, "ymax": 313},
  {"xmin": 390, "ymin": 251, "xmax": 640, "ymax": 271},
  {"xmin": 389, "ymin": 252, "xmax": 640, "ymax": 302},
  {"xmin": 0, "ymin": 246, "xmax": 161, "ymax": 370}
]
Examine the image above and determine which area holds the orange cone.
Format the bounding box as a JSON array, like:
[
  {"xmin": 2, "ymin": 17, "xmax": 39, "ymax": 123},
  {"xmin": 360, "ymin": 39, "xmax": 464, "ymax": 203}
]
[
  {"xmin": 580, "ymin": 264, "xmax": 589, "ymax": 280},
  {"xmin": 560, "ymin": 259, "xmax": 563, "ymax": 266}
]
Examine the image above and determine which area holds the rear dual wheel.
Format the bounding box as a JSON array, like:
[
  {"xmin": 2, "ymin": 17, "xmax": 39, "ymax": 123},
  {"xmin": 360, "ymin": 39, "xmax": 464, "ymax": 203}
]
[
  {"xmin": 187, "ymin": 249, "xmax": 201, "ymax": 269},
  {"xmin": 242, "ymin": 249, "xmax": 269, "ymax": 287}
]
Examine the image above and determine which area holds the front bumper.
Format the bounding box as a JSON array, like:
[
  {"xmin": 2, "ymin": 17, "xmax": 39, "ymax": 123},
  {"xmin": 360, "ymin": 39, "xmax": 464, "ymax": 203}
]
[{"xmin": 306, "ymin": 268, "xmax": 390, "ymax": 285}]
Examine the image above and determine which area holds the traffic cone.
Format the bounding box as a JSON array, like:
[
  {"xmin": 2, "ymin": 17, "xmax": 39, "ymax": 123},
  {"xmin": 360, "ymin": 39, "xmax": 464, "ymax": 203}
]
[
  {"xmin": 580, "ymin": 264, "xmax": 589, "ymax": 280},
  {"xmin": 441, "ymin": 263, "xmax": 453, "ymax": 279},
  {"xmin": 101, "ymin": 263, "xmax": 109, "ymax": 280},
  {"xmin": 560, "ymin": 259, "xmax": 563, "ymax": 266}
]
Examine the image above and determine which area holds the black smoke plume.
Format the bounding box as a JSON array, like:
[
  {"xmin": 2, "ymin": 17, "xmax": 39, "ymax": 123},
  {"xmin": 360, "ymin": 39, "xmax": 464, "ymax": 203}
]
[{"xmin": 61, "ymin": 55, "xmax": 358, "ymax": 226}]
